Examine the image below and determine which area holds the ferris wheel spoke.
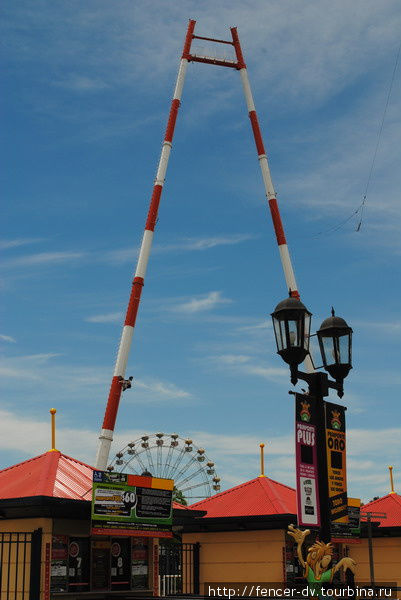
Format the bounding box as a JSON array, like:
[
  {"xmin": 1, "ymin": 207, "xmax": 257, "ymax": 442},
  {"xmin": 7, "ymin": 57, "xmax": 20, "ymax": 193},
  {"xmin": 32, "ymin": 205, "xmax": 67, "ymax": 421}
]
[
  {"xmin": 162, "ymin": 445, "xmax": 175, "ymax": 479},
  {"xmin": 128, "ymin": 451, "xmax": 148, "ymax": 474},
  {"xmin": 157, "ymin": 445, "xmax": 162, "ymax": 476},
  {"xmin": 172, "ymin": 454, "xmax": 199, "ymax": 483},
  {"xmin": 174, "ymin": 464, "xmax": 208, "ymax": 487},
  {"xmin": 180, "ymin": 480, "xmax": 210, "ymax": 493},
  {"xmin": 144, "ymin": 446, "xmax": 155, "ymax": 474},
  {"xmin": 164, "ymin": 447, "xmax": 187, "ymax": 480}
]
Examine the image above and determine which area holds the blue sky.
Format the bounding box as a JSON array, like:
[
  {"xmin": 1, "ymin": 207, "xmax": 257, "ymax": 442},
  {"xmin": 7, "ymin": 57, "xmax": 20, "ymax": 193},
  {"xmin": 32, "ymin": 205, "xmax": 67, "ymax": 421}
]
[{"xmin": 1, "ymin": 0, "xmax": 400, "ymax": 503}]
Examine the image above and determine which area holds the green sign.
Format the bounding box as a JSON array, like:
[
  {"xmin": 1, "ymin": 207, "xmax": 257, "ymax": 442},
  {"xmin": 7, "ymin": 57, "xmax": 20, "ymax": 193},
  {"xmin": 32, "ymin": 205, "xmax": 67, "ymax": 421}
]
[{"xmin": 91, "ymin": 470, "xmax": 173, "ymax": 536}]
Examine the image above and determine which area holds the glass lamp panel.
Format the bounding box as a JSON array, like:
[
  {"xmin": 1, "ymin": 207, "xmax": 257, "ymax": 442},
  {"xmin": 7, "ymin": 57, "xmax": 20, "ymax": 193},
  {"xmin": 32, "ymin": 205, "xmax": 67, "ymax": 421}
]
[
  {"xmin": 288, "ymin": 320, "xmax": 299, "ymax": 347},
  {"xmin": 304, "ymin": 314, "xmax": 311, "ymax": 350},
  {"xmin": 338, "ymin": 334, "xmax": 350, "ymax": 364},
  {"xmin": 280, "ymin": 320, "xmax": 288, "ymax": 349},
  {"xmin": 322, "ymin": 336, "xmax": 336, "ymax": 366},
  {"xmin": 348, "ymin": 333, "xmax": 352, "ymax": 364},
  {"xmin": 273, "ymin": 318, "xmax": 283, "ymax": 351}
]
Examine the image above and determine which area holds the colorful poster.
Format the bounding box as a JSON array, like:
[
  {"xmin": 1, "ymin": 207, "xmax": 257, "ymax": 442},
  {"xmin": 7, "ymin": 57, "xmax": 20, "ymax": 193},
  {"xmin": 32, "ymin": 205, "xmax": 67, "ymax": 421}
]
[
  {"xmin": 91, "ymin": 471, "xmax": 173, "ymax": 536},
  {"xmin": 325, "ymin": 401, "xmax": 348, "ymax": 523},
  {"xmin": 295, "ymin": 394, "xmax": 320, "ymax": 527},
  {"xmin": 50, "ymin": 535, "xmax": 68, "ymax": 592}
]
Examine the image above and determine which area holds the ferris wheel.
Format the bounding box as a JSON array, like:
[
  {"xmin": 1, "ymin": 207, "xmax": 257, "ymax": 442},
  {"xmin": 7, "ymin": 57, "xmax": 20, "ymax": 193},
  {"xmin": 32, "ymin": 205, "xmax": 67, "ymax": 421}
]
[{"xmin": 108, "ymin": 433, "xmax": 221, "ymax": 502}]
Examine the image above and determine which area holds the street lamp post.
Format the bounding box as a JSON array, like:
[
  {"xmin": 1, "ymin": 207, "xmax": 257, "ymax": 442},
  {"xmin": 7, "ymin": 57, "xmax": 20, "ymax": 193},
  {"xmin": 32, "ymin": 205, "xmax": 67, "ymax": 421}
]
[{"xmin": 271, "ymin": 296, "xmax": 353, "ymax": 543}]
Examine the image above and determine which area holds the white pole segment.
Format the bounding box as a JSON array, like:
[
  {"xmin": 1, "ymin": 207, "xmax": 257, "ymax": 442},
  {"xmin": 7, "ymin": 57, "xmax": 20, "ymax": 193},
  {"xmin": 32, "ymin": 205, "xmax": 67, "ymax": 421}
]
[
  {"xmin": 135, "ymin": 230, "xmax": 154, "ymax": 279},
  {"xmin": 258, "ymin": 155, "xmax": 277, "ymax": 200},
  {"xmin": 113, "ymin": 325, "xmax": 134, "ymax": 376},
  {"xmin": 96, "ymin": 430, "xmax": 113, "ymax": 470},
  {"xmin": 173, "ymin": 59, "xmax": 188, "ymax": 100},
  {"xmin": 239, "ymin": 68, "xmax": 256, "ymax": 111},
  {"xmin": 155, "ymin": 143, "xmax": 172, "ymax": 186},
  {"xmin": 278, "ymin": 245, "xmax": 298, "ymax": 292}
]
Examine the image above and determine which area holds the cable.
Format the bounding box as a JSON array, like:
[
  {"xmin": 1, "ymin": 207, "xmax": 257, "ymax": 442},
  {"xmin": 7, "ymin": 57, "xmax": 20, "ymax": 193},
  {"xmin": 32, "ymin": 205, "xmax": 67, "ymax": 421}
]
[
  {"xmin": 307, "ymin": 39, "xmax": 401, "ymax": 239},
  {"xmin": 356, "ymin": 39, "xmax": 401, "ymax": 231}
]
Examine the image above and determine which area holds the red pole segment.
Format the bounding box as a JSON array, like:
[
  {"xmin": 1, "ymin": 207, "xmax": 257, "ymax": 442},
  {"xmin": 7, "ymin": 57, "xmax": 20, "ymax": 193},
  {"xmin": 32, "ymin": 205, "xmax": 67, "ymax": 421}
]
[{"xmin": 95, "ymin": 20, "xmax": 196, "ymax": 470}]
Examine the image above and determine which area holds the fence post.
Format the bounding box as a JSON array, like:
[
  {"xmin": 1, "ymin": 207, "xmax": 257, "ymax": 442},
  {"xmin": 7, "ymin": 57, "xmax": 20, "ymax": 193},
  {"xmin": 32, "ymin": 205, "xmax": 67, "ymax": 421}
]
[
  {"xmin": 29, "ymin": 528, "xmax": 42, "ymax": 600},
  {"xmin": 193, "ymin": 542, "xmax": 200, "ymax": 595}
]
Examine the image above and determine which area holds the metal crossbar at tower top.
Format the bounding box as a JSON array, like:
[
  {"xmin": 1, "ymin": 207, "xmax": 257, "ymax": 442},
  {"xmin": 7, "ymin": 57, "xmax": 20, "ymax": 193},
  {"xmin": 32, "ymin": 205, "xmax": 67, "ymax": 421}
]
[{"xmin": 95, "ymin": 19, "xmax": 303, "ymax": 470}]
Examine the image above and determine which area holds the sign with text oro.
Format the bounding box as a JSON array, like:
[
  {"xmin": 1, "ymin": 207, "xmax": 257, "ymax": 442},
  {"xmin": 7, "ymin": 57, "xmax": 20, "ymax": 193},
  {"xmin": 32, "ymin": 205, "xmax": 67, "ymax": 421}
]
[
  {"xmin": 325, "ymin": 401, "xmax": 348, "ymax": 524},
  {"xmin": 91, "ymin": 471, "xmax": 173, "ymax": 537},
  {"xmin": 295, "ymin": 394, "xmax": 321, "ymax": 528}
]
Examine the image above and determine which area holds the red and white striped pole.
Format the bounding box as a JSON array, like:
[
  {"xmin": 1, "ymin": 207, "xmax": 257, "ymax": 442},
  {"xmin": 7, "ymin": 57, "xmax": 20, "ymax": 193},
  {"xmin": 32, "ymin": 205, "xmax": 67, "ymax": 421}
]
[
  {"xmin": 95, "ymin": 20, "xmax": 197, "ymax": 470},
  {"xmin": 231, "ymin": 28, "xmax": 299, "ymax": 301},
  {"xmin": 231, "ymin": 28, "xmax": 314, "ymax": 372}
]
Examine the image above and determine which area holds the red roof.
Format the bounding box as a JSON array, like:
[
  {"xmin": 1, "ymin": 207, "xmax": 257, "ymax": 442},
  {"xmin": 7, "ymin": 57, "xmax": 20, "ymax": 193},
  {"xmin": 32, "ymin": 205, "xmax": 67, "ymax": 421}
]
[
  {"xmin": 0, "ymin": 451, "xmax": 94, "ymax": 501},
  {"xmin": 361, "ymin": 493, "xmax": 401, "ymax": 528},
  {"xmin": 190, "ymin": 476, "xmax": 296, "ymax": 518},
  {"xmin": 172, "ymin": 501, "xmax": 198, "ymax": 510}
]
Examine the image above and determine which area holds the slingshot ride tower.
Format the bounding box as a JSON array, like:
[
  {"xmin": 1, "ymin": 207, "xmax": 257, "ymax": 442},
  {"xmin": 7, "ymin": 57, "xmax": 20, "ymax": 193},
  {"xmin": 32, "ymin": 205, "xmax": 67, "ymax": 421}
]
[{"xmin": 95, "ymin": 20, "xmax": 304, "ymax": 471}]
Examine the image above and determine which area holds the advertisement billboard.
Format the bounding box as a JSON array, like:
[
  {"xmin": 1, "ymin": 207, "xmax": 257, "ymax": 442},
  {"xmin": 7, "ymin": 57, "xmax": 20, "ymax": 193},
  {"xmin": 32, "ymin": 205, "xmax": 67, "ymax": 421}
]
[
  {"xmin": 295, "ymin": 393, "xmax": 321, "ymax": 527},
  {"xmin": 91, "ymin": 471, "xmax": 173, "ymax": 537},
  {"xmin": 325, "ymin": 401, "xmax": 348, "ymax": 524}
]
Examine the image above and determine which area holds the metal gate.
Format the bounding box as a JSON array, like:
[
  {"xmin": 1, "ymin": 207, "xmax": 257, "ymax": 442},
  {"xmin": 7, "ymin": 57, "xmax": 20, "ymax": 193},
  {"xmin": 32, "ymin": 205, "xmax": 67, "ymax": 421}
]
[
  {"xmin": 0, "ymin": 529, "xmax": 42, "ymax": 600},
  {"xmin": 159, "ymin": 541, "xmax": 200, "ymax": 596}
]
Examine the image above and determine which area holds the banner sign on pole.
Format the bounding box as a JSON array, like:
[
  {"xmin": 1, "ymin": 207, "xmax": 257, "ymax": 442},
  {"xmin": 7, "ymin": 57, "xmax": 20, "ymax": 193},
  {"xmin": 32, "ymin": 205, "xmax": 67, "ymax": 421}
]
[
  {"xmin": 325, "ymin": 401, "xmax": 348, "ymax": 524},
  {"xmin": 295, "ymin": 393, "xmax": 321, "ymax": 527},
  {"xmin": 332, "ymin": 497, "xmax": 361, "ymax": 541},
  {"xmin": 91, "ymin": 471, "xmax": 173, "ymax": 537}
]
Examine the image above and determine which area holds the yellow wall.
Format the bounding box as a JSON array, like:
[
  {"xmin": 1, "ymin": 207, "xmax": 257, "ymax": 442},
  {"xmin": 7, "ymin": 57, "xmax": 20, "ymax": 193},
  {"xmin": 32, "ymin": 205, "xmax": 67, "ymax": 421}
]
[
  {"xmin": 183, "ymin": 529, "xmax": 285, "ymax": 594},
  {"xmin": 349, "ymin": 537, "xmax": 401, "ymax": 585}
]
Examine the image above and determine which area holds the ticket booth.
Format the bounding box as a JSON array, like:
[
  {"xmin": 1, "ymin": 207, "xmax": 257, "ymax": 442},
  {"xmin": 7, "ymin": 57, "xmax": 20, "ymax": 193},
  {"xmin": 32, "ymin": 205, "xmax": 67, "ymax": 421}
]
[{"xmin": 0, "ymin": 450, "xmax": 174, "ymax": 599}]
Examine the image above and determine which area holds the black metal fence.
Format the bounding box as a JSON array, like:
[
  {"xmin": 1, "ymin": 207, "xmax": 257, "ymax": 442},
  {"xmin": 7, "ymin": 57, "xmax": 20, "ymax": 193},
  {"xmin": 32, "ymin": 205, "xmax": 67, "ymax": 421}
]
[
  {"xmin": 159, "ymin": 541, "xmax": 200, "ymax": 596},
  {"xmin": 0, "ymin": 529, "xmax": 42, "ymax": 600}
]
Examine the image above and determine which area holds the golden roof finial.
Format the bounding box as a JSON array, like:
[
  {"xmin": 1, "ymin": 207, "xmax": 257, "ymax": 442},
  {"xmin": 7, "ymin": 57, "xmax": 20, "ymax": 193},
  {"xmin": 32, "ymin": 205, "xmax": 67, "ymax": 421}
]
[
  {"xmin": 49, "ymin": 408, "xmax": 59, "ymax": 452},
  {"xmin": 258, "ymin": 443, "xmax": 267, "ymax": 478},
  {"xmin": 389, "ymin": 466, "xmax": 395, "ymax": 494}
]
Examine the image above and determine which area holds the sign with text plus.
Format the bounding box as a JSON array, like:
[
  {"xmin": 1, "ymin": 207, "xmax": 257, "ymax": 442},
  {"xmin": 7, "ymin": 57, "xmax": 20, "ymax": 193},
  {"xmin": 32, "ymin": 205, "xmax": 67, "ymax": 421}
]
[
  {"xmin": 91, "ymin": 471, "xmax": 173, "ymax": 537},
  {"xmin": 325, "ymin": 401, "xmax": 348, "ymax": 523},
  {"xmin": 295, "ymin": 394, "xmax": 320, "ymax": 527}
]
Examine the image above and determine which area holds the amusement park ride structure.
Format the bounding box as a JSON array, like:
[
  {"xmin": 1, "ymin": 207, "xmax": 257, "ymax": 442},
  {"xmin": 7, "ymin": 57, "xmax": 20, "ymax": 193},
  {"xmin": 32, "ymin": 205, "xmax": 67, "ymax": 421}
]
[
  {"xmin": 95, "ymin": 19, "xmax": 311, "ymax": 472},
  {"xmin": 109, "ymin": 433, "xmax": 221, "ymax": 501}
]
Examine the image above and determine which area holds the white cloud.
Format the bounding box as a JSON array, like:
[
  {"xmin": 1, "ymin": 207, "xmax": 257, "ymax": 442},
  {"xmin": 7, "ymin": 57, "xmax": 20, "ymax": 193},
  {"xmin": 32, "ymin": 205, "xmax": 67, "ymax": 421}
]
[
  {"xmin": 0, "ymin": 407, "xmax": 399, "ymax": 502},
  {"xmin": 0, "ymin": 334, "xmax": 16, "ymax": 343},
  {"xmin": 192, "ymin": 431, "xmax": 294, "ymax": 457},
  {"xmin": 104, "ymin": 234, "xmax": 255, "ymax": 265},
  {"xmin": 53, "ymin": 75, "xmax": 109, "ymax": 92},
  {"xmin": 354, "ymin": 319, "xmax": 401, "ymax": 335},
  {"xmin": 237, "ymin": 321, "xmax": 271, "ymax": 332},
  {"xmin": 0, "ymin": 238, "xmax": 45, "ymax": 250},
  {"xmin": 154, "ymin": 234, "xmax": 256, "ymax": 253},
  {"xmin": 134, "ymin": 378, "xmax": 192, "ymax": 400},
  {"xmin": 1, "ymin": 252, "xmax": 85, "ymax": 268},
  {"xmin": 207, "ymin": 353, "xmax": 287, "ymax": 382},
  {"xmin": 0, "ymin": 353, "xmax": 191, "ymax": 406},
  {"xmin": 242, "ymin": 365, "xmax": 288, "ymax": 379},
  {"xmin": 171, "ymin": 291, "xmax": 232, "ymax": 314},
  {"xmin": 212, "ymin": 354, "xmax": 251, "ymax": 365},
  {"xmin": 86, "ymin": 311, "xmax": 123, "ymax": 323}
]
